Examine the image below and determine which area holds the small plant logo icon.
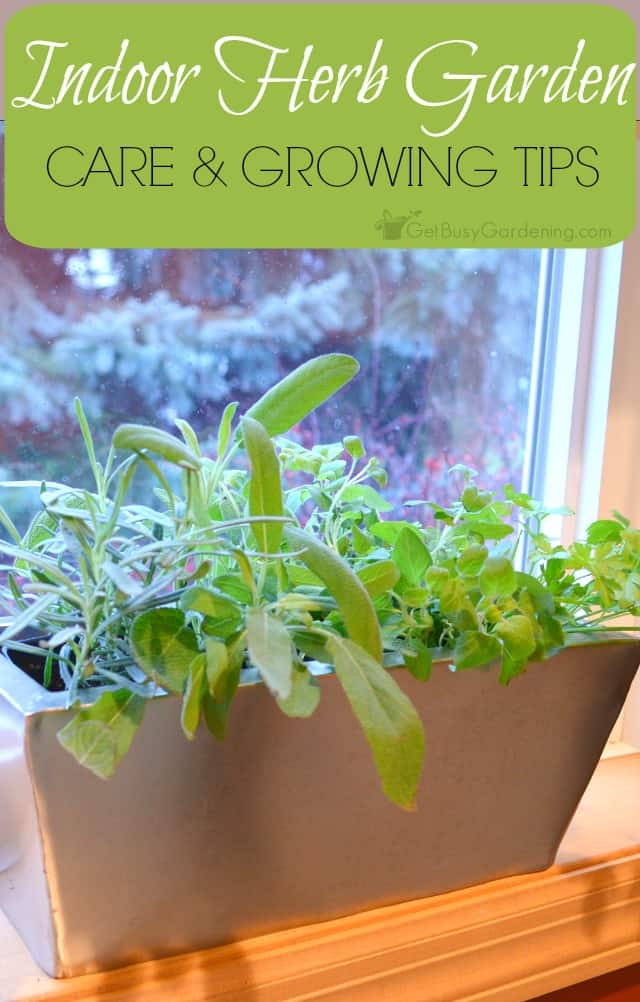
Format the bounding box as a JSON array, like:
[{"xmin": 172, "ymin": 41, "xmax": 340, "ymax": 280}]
[{"xmin": 375, "ymin": 209, "xmax": 422, "ymax": 239}]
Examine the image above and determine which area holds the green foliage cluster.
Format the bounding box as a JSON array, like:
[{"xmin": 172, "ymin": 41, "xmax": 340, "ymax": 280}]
[{"xmin": 0, "ymin": 354, "xmax": 638, "ymax": 810}]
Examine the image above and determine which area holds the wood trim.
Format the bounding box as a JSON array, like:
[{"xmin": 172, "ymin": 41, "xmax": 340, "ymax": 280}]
[{"xmin": 2, "ymin": 755, "xmax": 640, "ymax": 1002}]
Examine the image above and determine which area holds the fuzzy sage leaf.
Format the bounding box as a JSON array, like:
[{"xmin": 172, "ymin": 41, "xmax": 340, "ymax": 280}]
[
  {"xmin": 285, "ymin": 525, "xmax": 383, "ymax": 663},
  {"xmin": 246, "ymin": 607, "xmax": 293, "ymax": 701},
  {"xmin": 181, "ymin": 654, "xmax": 207, "ymax": 739},
  {"xmin": 202, "ymin": 636, "xmax": 242, "ymax": 740},
  {"xmin": 245, "ymin": 354, "xmax": 359, "ymax": 436},
  {"xmin": 327, "ymin": 636, "xmax": 425, "ymax": 811},
  {"xmin": 130, "ymin": 608, "xmax": 200, "ymax": 693},
  {"xmin": 57, "ymin": 690, "xmax": 146, "ymax": 780},
  {"xmin": 277, "ymin": 662, "xmax": 321, "ymax": 718},
  {"xmin": 242, "ymin": 416, "xmax": 285, "ymax": 555},
  {"xmin": 217, "ymin": 401, "xmax": 238, "ymax": 458},
  {"xmin": 113, "ymin": 424, "xmax": 201, "ymax": 471}
]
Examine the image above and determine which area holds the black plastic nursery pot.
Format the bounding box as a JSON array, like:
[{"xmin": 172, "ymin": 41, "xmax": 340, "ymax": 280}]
[{"xmin": 0, "ymin": 639, "xmax": 638, "ymax": 978}]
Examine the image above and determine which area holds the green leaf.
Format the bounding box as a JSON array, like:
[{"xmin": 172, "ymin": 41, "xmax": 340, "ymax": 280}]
[
  {"xmin": 370, "ymin": 520, "xmax": 412, "ymax": 544},
  {"xmin": 544, "ymin": 558, "xmax": 566, "ymax": 584},
  {"xmin": 454, "ymin": 631, "xmax": 502, "ymax": 670},
  {"xmin": 499, "ymin": 653, "xmax": 527, "ymax": 686},
  {"xmin": 181, "ymin": 586, "xmax": 241, "ymax": 622},
  {"xmin": 242, "ymin": 416, "xmax": 284, "ymax": 554},
  {"xmin": 479, "ymin": 556, "xmax": 517, "ymax": 598},
  {"xmin": 503, "ymin": 484, "xmax": 535, "ymax": 509},
  {"xmin": 185, "ymin": 469, "xmax": 209, "ymax": 526},
  {"xmin": 204, "ymin": 638, "xmax": 229, "ymax": 695},
  {"xmin": 130, "ymin": 608, "xmax": 200, "ymax": 693},
  {"xmin": 217, "ymin": 401, "xmax": 238, "ymax": 458},
  {"xmin": 57, "ymin": 690, "xmax": 146, "ymax": 780},
  {"xmin": 351, "ymin": 523, "xmax": 373, "ymax": 556},
  {"xmin": 277, "ymin": 663, "xmax": 321, "ymax": 718},
  {"xmin": 613, "ymin": 509, "xmax": 631, "ymax": 529},
  {"xmin": 203, "ymin": 686, "xmax": 237, "ymax": 741},
  {"xmin": 293, "ymin": 631, "xmax": 330, "ymax": 662},
  {"xmin": 404, "ymin": 643, "xmax": 432, "ymax": 681},
  {"xmin": 74, "ymin": 397, "xmax": 101, "ymax": 489},
  {"xmin": 213, "ymin": 573, "xmax": 254, "ymax": 605},
  {"xmin": 401, "ymin": 586, "xmax": 429, "ymax": 607},
  {"xmin": 319, "ymin": 459, "xmax": 347, "ymax": 481},
  {"xmin": 341, "ymin": 484, "xmax": 393, "ymax": 512},
  {"xmin": 539, "ymin": 611, "xmax": 565, "ymax": 649},
  {"xmin": 461, "ymin": 519, "xmax": 514, "ymax": 541},
  {"xmin": 201, "ymin": 615, "xmax": 243, "ymax": 641},
  {"xmin": 461, "ymin": 486, "xmax": 492, "ymax": 512},
  {"xmin": 113, "ymin": 424, "xmax": 201, "ymax": 470},
  {"xmin": 428, "ymin": 504, "xmax": 455, "ymax": 524},
  {"xmin": 449, "ymin": 463, "xmax": 478, "ymax": 479},
  {"xmin": 231, "ymin": 548, "xmax": 258, "ymax": 595},
  {"xmin": 277, "ymin": 593, "xmax": 329, "ymax": 613},
  {"xmin": 287, "ymin": 564, "xmax": 324, "ymax": 588},
  {"xmin": 357, "ymin": 560, "xmax": 400, "ymax": 598},
  {"xmin": 515, "ymin": 572, "xmax": 556, "ymax": 615},
  {"xmin": 495, "ymin": 615, "xmax": 536, "ymax": 662},
  {"xmin": 7, "ymin": 572, "xmax": 26, "ymax": 610},
  {"xmin": 202, "ymin": 637, "xmax": 242, "ymax": 740},
  {"xmin": 425, "ymin": 566, "xmax": 449, "ymax": 596},
  {"xmin": 245, "ymin": 354, "xmax": 359, "ymax": 436},
  {"xmin": 181, "ymin": 654, "xmax": 206, "ymax": 740},
  {"xmin": 0, "ymin": 505, "xmax": 25, "ymax": 545},
  {"xmin": 586, "ymin": 519, "xmax": 623, "ymax": 545},
  {"xmin": 439, "ymin": 579, "xmax": 472, "ymax": 616},
  {"xmin": 246, "ymin": 607, "xmax": 293, "ymax": 700},
  {"xmin": 174, "ymin": 418, "xmax": 202, "ymax": 456},
  {"xmin": 343, "ymin": 435, "xmax": 364, "ymax": 460},
  {"xmin": 285, "ymin": 526, "xmax": 383, "ymax": 663},
  {"xmin": 458, "ymin": 545, "xmax": 488, "ymax": 577},
  {"xmin": 392, "ymin": 527, "xmax": 432, "ymax": 585},
  {"xmin": 327, "ymin": 636, "xmax": 425, "ymax": 811}
]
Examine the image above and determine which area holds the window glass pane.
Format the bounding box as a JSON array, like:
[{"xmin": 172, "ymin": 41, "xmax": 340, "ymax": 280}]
[{"xmin": 0, "ymin": 137, "xmax": 542, "ymax": 528}]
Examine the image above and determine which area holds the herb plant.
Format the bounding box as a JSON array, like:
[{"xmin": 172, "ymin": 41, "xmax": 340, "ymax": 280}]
[{"xmin": 1, "ymin": 354, "xmax": 638, "ymax": 810}]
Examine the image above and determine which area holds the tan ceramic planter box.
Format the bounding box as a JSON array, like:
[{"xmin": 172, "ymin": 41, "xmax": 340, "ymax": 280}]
[{"xmin": 0, "ymin": 640, "xmax": 638, "ymax": 978}]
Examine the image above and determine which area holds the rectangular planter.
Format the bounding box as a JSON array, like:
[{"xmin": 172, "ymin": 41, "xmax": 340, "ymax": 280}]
[{"xmin": 1, "ymin": 640, "xmax": 638, "ymax": 978}]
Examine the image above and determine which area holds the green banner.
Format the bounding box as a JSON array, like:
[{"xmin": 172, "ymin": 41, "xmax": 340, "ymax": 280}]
[{"xmin": 4, "ymin": 3, "xmax": 637, "ymax": 247}]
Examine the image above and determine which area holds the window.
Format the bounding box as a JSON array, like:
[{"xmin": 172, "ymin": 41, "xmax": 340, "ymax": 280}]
[
  {"xmin": 0, "ymin": 139, "xmax": 544, "ymax": 531},
  {"xmin": 0, "ymin": 131, "xmax": 637, "ymax": 751}
]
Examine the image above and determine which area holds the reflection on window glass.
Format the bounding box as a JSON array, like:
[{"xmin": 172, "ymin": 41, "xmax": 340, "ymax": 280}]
[{"xmin": 0, "ymin": 141, "xmax": 542, "ymax": 529}]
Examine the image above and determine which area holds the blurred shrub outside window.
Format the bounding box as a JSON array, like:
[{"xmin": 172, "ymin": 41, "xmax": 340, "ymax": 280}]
[{"xmin": 0, "ymin": 138, "xmax": 542, "ymax": 529}]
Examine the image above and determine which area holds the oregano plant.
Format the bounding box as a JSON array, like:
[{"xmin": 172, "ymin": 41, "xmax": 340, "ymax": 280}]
[{"xmin": 1, "ymin": 353, "xmax": 639, "ymax": 811}]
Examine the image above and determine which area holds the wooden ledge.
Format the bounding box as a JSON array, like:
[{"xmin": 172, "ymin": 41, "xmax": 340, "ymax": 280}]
[{"xmin": 1, "ymin": 754, "xmax": 639, "ymax": 1002}]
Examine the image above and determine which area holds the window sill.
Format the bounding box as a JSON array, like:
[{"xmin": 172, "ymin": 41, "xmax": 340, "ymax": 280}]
[{"xmin": 2, "ymin": 754, "xmax": 639, "ymax": 1002}]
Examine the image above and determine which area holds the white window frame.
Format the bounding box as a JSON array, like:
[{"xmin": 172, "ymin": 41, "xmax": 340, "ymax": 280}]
[
  {"xmin": 523, "ymin": 227, "xmax": 639, "ymax": 753},
  {"xmin": 524, "ymin": 246, "xmax": 621, "ymax": 534}
]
